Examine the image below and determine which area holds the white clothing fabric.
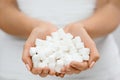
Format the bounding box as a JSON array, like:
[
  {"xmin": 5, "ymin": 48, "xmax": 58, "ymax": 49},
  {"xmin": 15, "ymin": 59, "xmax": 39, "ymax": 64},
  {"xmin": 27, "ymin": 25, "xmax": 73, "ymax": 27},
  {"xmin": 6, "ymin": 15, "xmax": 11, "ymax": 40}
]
[{"xmin": 0, "ymin": 0, "xmax": 120, "ymax": 80}]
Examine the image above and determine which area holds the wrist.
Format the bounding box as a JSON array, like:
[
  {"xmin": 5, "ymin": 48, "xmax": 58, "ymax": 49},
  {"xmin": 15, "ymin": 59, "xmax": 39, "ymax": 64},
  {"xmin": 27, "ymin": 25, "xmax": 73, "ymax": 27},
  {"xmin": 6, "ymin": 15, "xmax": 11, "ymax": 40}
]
[
  {"xmin": 76, "ymin": 18, "xmax": 98, "ymax": 39},
  {"xmin": 65, "ymin": 22, "xmax": 85, "ymax": 33}
]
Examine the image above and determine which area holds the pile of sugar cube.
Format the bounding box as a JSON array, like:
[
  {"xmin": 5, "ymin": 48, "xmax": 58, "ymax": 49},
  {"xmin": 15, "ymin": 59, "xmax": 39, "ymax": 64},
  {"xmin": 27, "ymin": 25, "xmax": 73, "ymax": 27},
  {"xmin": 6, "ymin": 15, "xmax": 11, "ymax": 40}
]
[{"xmin": 30, "ymin": 28, "xmax": 90, "ymax": 73}]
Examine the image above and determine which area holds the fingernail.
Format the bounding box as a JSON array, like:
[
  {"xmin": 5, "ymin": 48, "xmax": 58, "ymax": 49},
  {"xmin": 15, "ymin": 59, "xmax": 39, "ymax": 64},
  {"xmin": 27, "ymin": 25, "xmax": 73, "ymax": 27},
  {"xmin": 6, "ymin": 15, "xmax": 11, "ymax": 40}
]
[
  {"xmin": 89, "ymin": 61, "xmax": 95, "ymax": 68},
  {"xmin": 26, "ymin": 64, "xmax": 30, "ymax": 71}
]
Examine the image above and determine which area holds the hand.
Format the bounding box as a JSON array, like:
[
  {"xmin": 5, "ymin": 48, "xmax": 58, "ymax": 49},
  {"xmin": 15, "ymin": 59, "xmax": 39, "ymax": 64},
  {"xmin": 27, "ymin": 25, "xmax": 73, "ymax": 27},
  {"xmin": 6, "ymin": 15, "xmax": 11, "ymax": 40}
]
[
  {"xmin": 22, "ymin": 20, "xmax": 57, "ymax": 77},
  {"xmin": 60, "ymin": 23, "xmax": 100, "ymax": 75}
]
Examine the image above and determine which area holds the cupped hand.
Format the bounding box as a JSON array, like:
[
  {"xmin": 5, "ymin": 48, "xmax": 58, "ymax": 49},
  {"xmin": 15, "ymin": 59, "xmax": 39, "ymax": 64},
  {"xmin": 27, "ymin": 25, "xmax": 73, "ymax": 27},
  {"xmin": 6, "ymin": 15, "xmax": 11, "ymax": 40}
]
[
  {"xmin": 60, "ymin": 22, "xmax": 100, "ymax": 75},
  {"xmin": 22, "ymin": 20, "xmax": 57, "ymax": 77}
]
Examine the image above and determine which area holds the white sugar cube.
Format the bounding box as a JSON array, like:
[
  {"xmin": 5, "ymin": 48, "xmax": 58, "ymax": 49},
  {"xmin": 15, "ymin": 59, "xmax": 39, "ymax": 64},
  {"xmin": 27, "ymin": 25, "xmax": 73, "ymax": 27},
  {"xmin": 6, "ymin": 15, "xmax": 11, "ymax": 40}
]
[
  {"xmin": 59, "ymin": 45, "xmax": 69, "ymax": 52},
  {"xmin": 48, "ymin": 55, "xmax": 56, "ymax": 70},
  {"xmin": 84, "ymin": 48, "xmax": 90, "ymax": 54},
  {"xmin": 82, "ymin": 54, "xmax": 89, "ymax": 60},
  {"xmin": 29, "ymin": 47, "xmax": 37, "ymax": 56},
  {"xmin": 37, "ymin": 53, "xmax": 46, "ymax": 60},
  {"xmin": 48, "ymin": 55, "xmax": 56, "ymax": 63},
  {"xmin": 46, "ymin": 36, "xmax": 52, "ymax": 41},
  {"xmin": 35, "ymin": 38, "xmax": 45, "ymax": 46},
  {"xmin": 48, "ymin": 63, "xmax": 55, "ymax": 70},
  {"xmin": 33, "ymin": 61, "xmax": 39, "ymax": 68},
  {"xmin": 55, "ymin": 60, "xmax": 64, "ymax": 73},
  {"xmin": 64, "ymin": 55, "xmax": 73, "ymax": 65},
  {"xmin": 78, "ymin": 48, "xmax": 90, "ymax": 55},
  {"xmin": 72, "ymin": 54, "xmax": 83, "ymax": 62},
  {"xmin": 57, "ymin": 29, "xmax": 66, "ymax": 40},
  {"xmin": 38, "ymin": 62, "xmax": 47, "ymax": 68},
  {"xmin": 75, "ymin": 42, "xmax": 84, "ymax": 49},
  {"xmin": 57, "ymin": 28, "xmax": 65, "ymax": 35},
  {"xmin": 55, "ymin": 51, "xmax": 64, "ymax": 60},
  {"xmin": 51, "ymin": 32, "xmax": 59, "ymax": 40},
  {"xmin": 32, "ymin": 55, "xmax": 40, "ymax": 63},
  {"xmin": 69, "ymin": 46, "xmax": 77, "ymax": 54},
  {"xmin": 66, "ymin": 33, "xmax": 73, "ymax": 39},
  {"xmin": 30, "ymin": 28, "xmax": 90, "ymax": 72},
  {"xmin": 43, "ymin": 47, "xmax": 53, "ymax": 55},
  {"xmin": 68, "ymin": 45, "xmax": 76, "ymax": 52},
  {"xmin": 73, "ymin": 36, "xmax": 82, "ymax": 42},
  {"xmin": 32, "ymin": 55, "xmax": 40, "ymax": 67}
]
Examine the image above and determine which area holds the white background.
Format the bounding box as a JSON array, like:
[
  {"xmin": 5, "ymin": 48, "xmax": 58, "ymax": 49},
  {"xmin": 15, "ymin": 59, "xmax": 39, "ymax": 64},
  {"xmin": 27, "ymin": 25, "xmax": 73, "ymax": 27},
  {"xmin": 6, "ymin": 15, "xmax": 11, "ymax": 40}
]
[{"xmin": 113, "ymin": 26, "xmax": 120, "ymax": 50}]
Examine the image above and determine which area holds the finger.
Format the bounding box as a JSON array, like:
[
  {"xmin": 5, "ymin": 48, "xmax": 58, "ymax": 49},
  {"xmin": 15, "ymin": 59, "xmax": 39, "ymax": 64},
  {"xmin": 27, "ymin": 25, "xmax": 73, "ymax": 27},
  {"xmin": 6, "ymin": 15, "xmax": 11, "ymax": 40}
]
[
  {"xmin": 39, "ymin": 67, "xmax": 49, "ymax": 77},
  {"xmin": 22, "ymin": 43, "xmax": 33, "ymax": 71},
  {"xmin": 31, "ymin": 67, "xmax": 42, "ymax": 75},
  {"xmin": 70, "ymin": 61, "xmax": 89, "ymax": 71},
  {"xmin": 65, "ymin": 65, "xmax": 71, "ymax": 72},
  {"xmin": 22, "ymin": 29, "xmax": 41, "ymax": 71},
  {"xmin": 41, "ymin": 67, "xmax": 49, "ymax": 77},
  {"xmin": 61, "ymin": 67, "xmax": 66, "ymax": 74},
  {"xmin": 43, "ymin": 67, "xmax": 49, "ymax": 74},
  {"xmin": 59, "ymin": 73, "xmax": 65, "ymax": 78},
  {"xmin": 64, "ymin": 65, "xmax": 72, "ymax": 74},
  {"xmin": 82, "ymin": 35, "xmax": 100, "ymax": 68},
  {"xmin": 39, "ymin": 73, "xmax": 48, "ymax": 77},
  {"xmin": 89, "ymin": 61, "xmax": 96, "ymax": 69},
  {"xmin": 69, "ymin": 65, "xmax": 81, "ymax": 74},
  {"xmin": 76, "ymin": 27, "xmax": 99, "ymax": 65},
  {"xmin": 88, "ymin": 47, "xmax": 100, "ymax": 68},
  {"xmin": 49, "ymin": 69, "xmax": 55, "ymax": 76},
  {"xmin": 69, "ymin": 66, "xmax": 81, "ymax": 74},
  {"xmin": 74, "ymin": 70, "xmax": 81, "ymax": 74},
  {"xmin": 25, "ymin": 64, "xmax": 31, "ymax": 71},
  {"xmin": 55, "ymin": 72, "xmax": 61, "ymax": 77},
  {"xmin": 65, "ymin": 65, "xmax": 73, "ymax": 75},
  {"xmin": 66, "ymin": 65, "xmax": 81, "ymax": 74}
]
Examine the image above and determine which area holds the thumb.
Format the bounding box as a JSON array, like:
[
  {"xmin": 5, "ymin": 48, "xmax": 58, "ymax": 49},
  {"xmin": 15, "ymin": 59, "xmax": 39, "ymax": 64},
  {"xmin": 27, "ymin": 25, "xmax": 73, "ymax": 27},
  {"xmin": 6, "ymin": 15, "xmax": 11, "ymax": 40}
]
[{"xmin": 88, "ymin": 47, "xmax": 100, "ymax": 68}]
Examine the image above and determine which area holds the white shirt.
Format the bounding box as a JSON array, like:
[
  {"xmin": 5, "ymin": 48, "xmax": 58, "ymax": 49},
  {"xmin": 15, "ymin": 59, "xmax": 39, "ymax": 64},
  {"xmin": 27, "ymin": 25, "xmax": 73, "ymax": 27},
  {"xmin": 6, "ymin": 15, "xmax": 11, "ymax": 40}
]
[{"xmin": 0, "ymin": 0, "xmax": 120, "ymax": 80}]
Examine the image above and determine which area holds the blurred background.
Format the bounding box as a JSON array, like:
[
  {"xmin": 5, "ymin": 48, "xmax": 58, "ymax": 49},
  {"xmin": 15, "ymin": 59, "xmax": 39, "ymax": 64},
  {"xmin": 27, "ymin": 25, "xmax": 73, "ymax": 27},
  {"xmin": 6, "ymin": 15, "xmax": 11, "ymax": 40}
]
[{"xmin": 113, "ymin": 26, "xmax": 120, "ymax": 50}]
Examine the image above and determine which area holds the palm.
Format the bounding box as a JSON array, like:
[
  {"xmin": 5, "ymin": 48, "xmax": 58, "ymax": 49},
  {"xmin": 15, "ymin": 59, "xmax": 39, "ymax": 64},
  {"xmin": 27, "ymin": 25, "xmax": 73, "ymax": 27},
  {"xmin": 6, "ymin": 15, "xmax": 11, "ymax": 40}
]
[
  {"xmin": 62, "ymin": 23, "xmax": 99, "ymax": 75},
  {"xmin": 22, "ymin": 21, "xmax": 57, "ymax": 77}
]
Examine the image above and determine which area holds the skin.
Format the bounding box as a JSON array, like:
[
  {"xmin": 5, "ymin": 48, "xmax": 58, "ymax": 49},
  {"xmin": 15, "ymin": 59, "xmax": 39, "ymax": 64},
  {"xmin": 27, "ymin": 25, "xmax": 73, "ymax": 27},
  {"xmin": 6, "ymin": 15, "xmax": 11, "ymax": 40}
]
[
  {"xmin": 22, "ymin": 22, "xmax": 57, "ymax": 77},
  {"xmin": 0, "ymin": 0, "xmax": 120, "ymax": 78}
]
